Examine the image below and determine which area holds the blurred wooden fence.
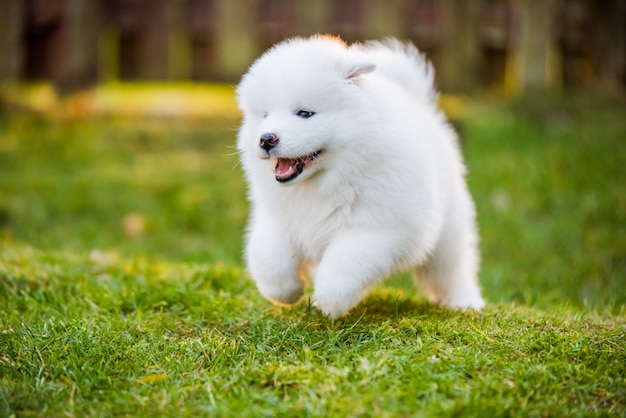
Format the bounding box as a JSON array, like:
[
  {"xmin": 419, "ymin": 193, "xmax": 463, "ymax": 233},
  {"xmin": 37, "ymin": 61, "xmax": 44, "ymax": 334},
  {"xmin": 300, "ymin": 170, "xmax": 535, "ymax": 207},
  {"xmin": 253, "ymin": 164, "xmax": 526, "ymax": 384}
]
[{"xmin": 0, "ymin": 0, "xmax": 623, "ymax": 95}]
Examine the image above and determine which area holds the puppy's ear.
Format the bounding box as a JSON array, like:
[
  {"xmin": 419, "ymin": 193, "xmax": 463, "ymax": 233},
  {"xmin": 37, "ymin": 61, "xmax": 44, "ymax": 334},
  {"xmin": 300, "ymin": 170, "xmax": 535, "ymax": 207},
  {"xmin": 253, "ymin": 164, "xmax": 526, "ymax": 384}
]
[{"xmin": 344, "ymin": 61, "xmax": 376, "ymax": 83}]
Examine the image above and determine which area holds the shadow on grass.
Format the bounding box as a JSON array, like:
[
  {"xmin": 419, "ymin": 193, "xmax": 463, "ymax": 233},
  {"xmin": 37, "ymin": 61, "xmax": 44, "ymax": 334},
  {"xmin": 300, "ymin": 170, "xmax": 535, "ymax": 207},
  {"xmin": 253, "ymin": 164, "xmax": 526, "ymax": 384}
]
[{"xmin": 258, "ymin": 289, "xmax": 470, "ymax": 327}]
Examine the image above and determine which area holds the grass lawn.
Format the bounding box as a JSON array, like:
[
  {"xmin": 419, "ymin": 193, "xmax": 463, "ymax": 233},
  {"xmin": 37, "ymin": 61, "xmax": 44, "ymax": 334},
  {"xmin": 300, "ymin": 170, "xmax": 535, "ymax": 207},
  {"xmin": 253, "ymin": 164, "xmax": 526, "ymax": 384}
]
[{"xmin": 0, "ymin": 91, "xmax": 624, "ymax": 417}]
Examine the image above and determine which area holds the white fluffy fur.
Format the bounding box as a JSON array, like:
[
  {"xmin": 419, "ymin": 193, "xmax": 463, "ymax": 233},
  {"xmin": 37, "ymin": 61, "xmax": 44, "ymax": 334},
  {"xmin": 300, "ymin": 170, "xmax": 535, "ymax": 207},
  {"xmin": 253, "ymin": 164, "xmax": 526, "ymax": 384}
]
[{"xmin": 236, "ymin": 35, "xmax": 485, "ymax": 318}]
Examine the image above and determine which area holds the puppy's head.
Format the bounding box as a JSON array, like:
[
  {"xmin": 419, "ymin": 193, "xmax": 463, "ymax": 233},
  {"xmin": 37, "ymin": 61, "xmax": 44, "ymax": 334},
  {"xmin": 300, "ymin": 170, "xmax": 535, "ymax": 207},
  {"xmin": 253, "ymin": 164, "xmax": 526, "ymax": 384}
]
[{"xmin": 236, "ymin": 36, "xmax": 376, "ymax": 185}]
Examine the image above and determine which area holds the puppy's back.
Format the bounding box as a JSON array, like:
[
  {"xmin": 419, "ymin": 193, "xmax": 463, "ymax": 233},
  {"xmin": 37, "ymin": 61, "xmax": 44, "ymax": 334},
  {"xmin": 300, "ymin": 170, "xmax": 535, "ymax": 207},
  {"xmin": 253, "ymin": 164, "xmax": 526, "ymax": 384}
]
[{"xmin": 358, "ymin": 39, "xmax": 438, "ymax": 105}]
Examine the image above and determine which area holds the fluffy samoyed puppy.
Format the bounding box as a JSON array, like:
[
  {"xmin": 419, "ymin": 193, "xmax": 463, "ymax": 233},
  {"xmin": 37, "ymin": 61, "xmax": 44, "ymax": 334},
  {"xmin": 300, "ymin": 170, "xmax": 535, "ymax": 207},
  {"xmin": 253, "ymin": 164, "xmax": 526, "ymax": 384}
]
[{"xmin": 236, "ymin": 35, "xmax": 485, "ymax": 318}]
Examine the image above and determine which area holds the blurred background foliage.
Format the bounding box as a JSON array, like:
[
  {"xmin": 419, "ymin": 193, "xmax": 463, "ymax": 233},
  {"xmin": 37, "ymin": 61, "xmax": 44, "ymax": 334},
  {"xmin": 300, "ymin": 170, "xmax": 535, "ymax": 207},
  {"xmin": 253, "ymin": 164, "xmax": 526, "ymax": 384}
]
[{"xmin": 0, "ymin": 0, "xmax": 624, "ymax": 96}]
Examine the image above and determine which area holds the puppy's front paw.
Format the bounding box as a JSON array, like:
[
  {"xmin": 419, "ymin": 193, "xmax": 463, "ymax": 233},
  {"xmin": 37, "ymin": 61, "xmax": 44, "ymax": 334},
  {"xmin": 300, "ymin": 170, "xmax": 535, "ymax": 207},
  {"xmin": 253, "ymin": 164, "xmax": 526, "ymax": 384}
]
[{"xmin": 313, "ymin": 281, "xmax": 364, "ymax": 319}]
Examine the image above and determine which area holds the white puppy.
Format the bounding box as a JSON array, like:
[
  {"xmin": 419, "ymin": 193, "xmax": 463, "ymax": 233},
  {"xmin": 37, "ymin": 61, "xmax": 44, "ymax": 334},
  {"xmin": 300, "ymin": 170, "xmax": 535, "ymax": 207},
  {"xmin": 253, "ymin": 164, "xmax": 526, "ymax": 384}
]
[{"xmin": 236, "ymin": 35, "xmax": 484, "ymax": 318}]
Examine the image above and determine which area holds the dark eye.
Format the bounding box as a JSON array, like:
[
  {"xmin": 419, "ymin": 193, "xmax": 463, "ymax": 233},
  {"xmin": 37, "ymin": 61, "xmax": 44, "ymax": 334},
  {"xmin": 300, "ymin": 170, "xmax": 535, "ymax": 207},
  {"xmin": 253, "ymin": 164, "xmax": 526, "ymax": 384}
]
[{"xmin": 296, "ymin": 110, "xmax": 315, "ymax": 119}]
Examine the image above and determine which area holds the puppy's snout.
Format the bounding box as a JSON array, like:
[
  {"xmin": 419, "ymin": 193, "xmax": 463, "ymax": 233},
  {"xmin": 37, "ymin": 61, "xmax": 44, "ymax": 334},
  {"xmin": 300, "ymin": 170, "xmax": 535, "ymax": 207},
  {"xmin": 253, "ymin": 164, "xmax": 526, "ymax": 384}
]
[{"xmin": 259, "ymin": 133, "xmax": 279, "ymax": 152}]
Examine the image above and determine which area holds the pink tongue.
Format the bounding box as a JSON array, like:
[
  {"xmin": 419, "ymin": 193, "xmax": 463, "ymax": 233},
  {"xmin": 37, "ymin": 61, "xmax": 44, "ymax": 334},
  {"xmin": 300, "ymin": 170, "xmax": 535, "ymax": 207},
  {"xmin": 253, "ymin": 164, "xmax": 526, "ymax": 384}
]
[{"xmin": 274, "ymin": 158, "xmax": 297, "ymax": 179}]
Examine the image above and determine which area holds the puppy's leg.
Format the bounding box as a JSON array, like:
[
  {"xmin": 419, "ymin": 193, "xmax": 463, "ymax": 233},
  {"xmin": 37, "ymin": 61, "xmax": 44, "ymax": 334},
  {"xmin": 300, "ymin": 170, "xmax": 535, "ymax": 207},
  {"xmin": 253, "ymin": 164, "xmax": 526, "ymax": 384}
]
[
  {"xmin": 246, "ymin": 211, "xmax": 304, "ymax": 305},
  {"xmin": 414, "ymin": 254, "xmax": 484, "ymax": 310},
  {"xmin": 313, "ymin": 229, "xmax": 408, "ymax": 319},
  {"xmin": 414, "ymin": 201, "xmax": 484, "ymax": 310}
]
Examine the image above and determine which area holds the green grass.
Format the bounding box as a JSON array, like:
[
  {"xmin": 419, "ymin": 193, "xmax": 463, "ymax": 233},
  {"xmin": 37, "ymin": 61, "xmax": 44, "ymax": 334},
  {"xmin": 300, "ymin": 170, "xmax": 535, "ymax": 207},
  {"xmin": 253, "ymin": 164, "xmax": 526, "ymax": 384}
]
[{"xmin": 1, "ymin": 93, "xmax": 625, "ymax": 417}]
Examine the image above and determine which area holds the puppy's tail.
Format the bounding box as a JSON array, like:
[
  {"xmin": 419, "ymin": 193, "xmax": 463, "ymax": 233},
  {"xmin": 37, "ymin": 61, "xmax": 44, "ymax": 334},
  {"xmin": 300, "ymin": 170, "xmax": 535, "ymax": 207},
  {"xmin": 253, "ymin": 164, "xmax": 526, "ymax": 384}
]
[{"xmin": 358, "ymin": 38, "xmax": 438, "ymax": 105}]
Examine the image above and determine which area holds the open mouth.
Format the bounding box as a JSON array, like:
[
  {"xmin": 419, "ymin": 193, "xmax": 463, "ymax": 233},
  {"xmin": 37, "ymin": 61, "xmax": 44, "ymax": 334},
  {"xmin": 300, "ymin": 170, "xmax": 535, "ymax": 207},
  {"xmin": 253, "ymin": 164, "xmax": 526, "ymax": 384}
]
[{"xmin": 274, "ymin": 150, "xmax": 322, "ymax": 183}]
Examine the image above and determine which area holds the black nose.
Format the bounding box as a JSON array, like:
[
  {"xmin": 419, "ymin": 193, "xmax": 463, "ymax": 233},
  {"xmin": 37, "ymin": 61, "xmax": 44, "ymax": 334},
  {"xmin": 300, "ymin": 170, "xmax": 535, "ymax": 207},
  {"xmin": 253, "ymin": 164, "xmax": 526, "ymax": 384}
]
[{"xmin": 259, "ymin": 133, "xmax": 279, "ymax": 152}]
